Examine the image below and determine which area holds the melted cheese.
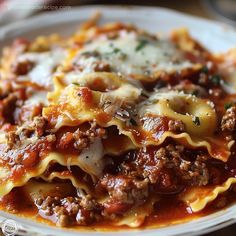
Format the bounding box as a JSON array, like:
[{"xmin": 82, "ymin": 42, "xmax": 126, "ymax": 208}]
[
  {"xmin": 1, "ymin": 20, "xmax": 236, "ymax": 228},
  {"xmin": 24, "ymin": 90, "xmax": 48, "ymax": 106},
  {"xmin": 78, "ymin": 137, "xmax": 104, "ymax": 178},
  {"xmin": 17, "ymin": 48, "xmax": 65, "ymax": 88},
  {"xmin": 139, "ymin": 90, "xmax": 217, "ymax": 136},
  {"xmin": 72, "ymin": 32, "xmax": 194, "ymax": 77},
  {"xmin": 217, "ymin": 49, "xmax": 236, "ymax": 94}
]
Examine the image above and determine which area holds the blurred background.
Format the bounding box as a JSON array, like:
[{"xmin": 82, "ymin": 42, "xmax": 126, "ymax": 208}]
[
  {"xmin": 0, "ymin": 0, "xmax": 236, "ymax": 26},
  {"xmin": 0, "ymin": 0, "xmax": 236, "ymax": 236}
]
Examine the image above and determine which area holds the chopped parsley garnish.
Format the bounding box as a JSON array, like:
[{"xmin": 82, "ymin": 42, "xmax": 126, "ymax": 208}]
[
  {"xmin": 105, "ymin": 47, "xmax": 121, "ymax": 54},
  {"xmin": 80, "ymin": 51, "xmax": 100, "ymax": 58},
  {"xmin": 210, "ymin": 74, "xmax": 221, "ymax": 85},
  {"xmin": 201, "ymin": 66, "xmax": 209, "ymax": 74},
  {"xmin": 104, "ymin": 47, "xmax": 127, "ymax": 59},
  {"xmin": 113, "ymin": 48, "xmax": 121, "ymax": 54},
  {"xmin": 224, "ymin": 103, "xmax": 233, "ymax": 110},
  {"xmin": 141, "ymin": 92, "xmax": 149, "ymax": 98},
  {"xmin": 72, "ymin": 82, "xmax": 80, "ymax": 86},
  {"xmin": 193, "ymin": 116, "xmax": 201, "ymax": 126},
  {"xmin": 80, "ymin": 51, "xmax": 91, "ymax": 56},
  {"xmin": 191, "ymin": 90, "xmax": 199, "ymax": 97},
  {"xmin": 135, "ymin": 39, "xmax": 148, "ymax": 51},
  {"xmin": 151, "ymin": 99, "xmax": 159, "ymax": 104}
]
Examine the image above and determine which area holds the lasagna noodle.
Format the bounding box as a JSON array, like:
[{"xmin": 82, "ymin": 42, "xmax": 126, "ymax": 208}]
[
  {"xmin": 1, "ymin": 19, "xmax": 236, "ymax": 228},
  {"xmin": 0, "ymin": 131, "xmax": 135, "ymax": 197},
  {"xmin": 182, "ymin": 177, "xmax": 236, "ymax": 212},
  {"xmin": 0, "ymin": 34, "xmax": 66, "ymax": 88},
  {"xmin": 0, "ymin": 152, "xmax": 81, "ymax": 197},
  {"xmin": 43, "ymin": 75, "xmax": 231, "ymax": 162},
  {"xmin": 24, "ymin": 180, "xmax": 78, "ymax": 202},
  {"xmin": 24, "ymin": 179, "xmax": 158, "ymax": 228},
  {"xmin": 114, "ymin": 197, "xmax": 158, "ymax": 228},
  {"xmin": 39, "ymin": 171, "xmax": 91, "ymax": 195}
]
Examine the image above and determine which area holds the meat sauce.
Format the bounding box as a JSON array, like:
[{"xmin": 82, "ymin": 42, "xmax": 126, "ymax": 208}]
[
  {"xmin": 1, "ymin": 184, "xmax": 236, "ymax": 230},
  {"xmin": 1, "ymin": 115, "xmax": 236, "ymax": 229},
  {"xmin": 1, "ymin": 24, "xmax": 236, "ymax": 231}
]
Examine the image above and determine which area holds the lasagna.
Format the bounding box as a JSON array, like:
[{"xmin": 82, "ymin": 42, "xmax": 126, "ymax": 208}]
[{"xmin": 0, "ymin": 15, "xmax": 236, "ymax": 229}]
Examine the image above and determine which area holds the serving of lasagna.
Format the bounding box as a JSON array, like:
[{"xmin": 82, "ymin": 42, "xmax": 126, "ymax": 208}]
[{"xmin": 0, "ymin": 15, "xmax": 236, "ymax": 230}]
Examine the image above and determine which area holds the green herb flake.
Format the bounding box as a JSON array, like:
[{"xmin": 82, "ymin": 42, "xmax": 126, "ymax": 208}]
[
  {"xmin": 104, "ymin": 47, "xmax": 127, "ymax": 59},
  {"xmin": 191, "ymin": 90, "xmax": 199, "ymax": 97},
  {"xmin": 193, "ymin": 116, "xmax": 201, "ymax": 126},
  {"xmin": 135, "ymin": 39, "xmax": 148, "ymax": 52},
  {"xmin": 210, "ymin": 74, "xmax": 221, "ymax": 85},
  {"xmin": 72, "ymin": 82, "xmax": 80, "ymax": 86},
  {"xmin": 80, "ymin": 51, "xmax": 91, "ymax": 56},
  {"xmin": 151, "ymin": 99, "xmax": 159, "ymax": 104},
  {"xmin": 224, "ymin": 103, "xmax": 233, "ymax": 110},
  {"xmin": 113, "ymin": 48, "xmax": 121, "ymax": 54},
  {"xmin": 80, "ymin": 51, "xmax": 99, "ymax": 58},
  {"xmin": 201, "ymin": 66, "xmax": 209, "ymax": 74},
  {"xmin": 141, "ymin": 92, "xmax": 149, "ymax": 98}
]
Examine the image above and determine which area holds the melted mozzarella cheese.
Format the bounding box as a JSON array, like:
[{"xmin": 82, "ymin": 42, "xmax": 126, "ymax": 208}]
[
  {"xmin": 78, "ymin": 138, "xmax": 104, "ymax": 178},
  {"xmin": 74, "ymin": 32, "xmax": 193, "ymax": 76},
  {"xmin": 24, "ymin": 90, "xmax": 48, "ymax": 106},
  {"xmin": 17, "ymin": 48, "xmax": 65, "ymax": 88}
]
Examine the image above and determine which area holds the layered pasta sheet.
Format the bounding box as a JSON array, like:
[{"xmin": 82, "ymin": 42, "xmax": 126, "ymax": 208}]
[{"xmin": 0, "ymin": 16, "xmax": 236, "ymax": 228}]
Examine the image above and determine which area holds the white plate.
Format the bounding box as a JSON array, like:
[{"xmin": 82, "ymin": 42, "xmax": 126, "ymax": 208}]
[{"xmin": 0, "ymin": 5, "xmax": 236, "ymax": 236}]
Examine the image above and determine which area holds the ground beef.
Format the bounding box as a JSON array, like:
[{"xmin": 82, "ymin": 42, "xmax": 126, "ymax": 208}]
[
  {"xmin": 0, "ymin": 93, "xmax": 18, "ymax": 124},
  {"xmin": 2, "ymin": 134, "xmax": 55, "ymax": 168},
  {"xmin": 36, "ymin": 195, "xmax": 101, "ymax": 227},
  {"xmin": 2, "ymin": 116, "xmax": 55, "ymax": 168},
  {"xmin": 221, "ymin": 106, "xmax": 236, "ymax": 132},
  {"xmin": 172, "ymin": 81, "xmax": 208, "ymax": 98},
  {"xmin": 100, "ymin": 175, "xmax": 149, "ymax": 208},
  {"xmin": 108, "ymin": 144, "xmax": 210, "ymax": 190},
  {"xmin": 97, "ymin": 144, "xmax": 210, "ymax": 216},
  {"xmin": 198, "ymin": 72, "xmax": 208, "ymax": 85},
  {"xmin": 15, "ymin": 103, "xmax": 43, "ymax": 125},
  {"xmin": 33, "ymin": 143, "xmax": 213, "ymax": 226},
  {"xmin": 208, "ymin": 88, "xmax": 224, "ymax": 98},
  {"xmin": 168, "ymin": 119, "xmax": 185, "ymax": 132},
  {"xmin": 93, "ymin": 61, "xmax": 111, "ymax": 72},
  {"xmin": 21, "ymin": 116, "xmax": 46, "ymax": 137},
  {"xmin": 6, "ymin": 116, "xmax": 47, "ymax": 148},
  {"xmin": 0, "ymin": 87, "xmax": 29, "ymax": 125},
  {"xmin": 73, "ymin": 122, "xmax": 106, "ymax": 149},
  {"xmin": 156, "ymin": 145, "xmax": 209, "ymax": 186},
  {"xmin": 0, "ymin": 80, "xmax": 13, "ymax": 98},
  {"xmin": 57, "ymin": 121, "xmax": 106, "ymax": 151},
  {"xmin": 11, "ymin": 59, "xmax": 34, "ymax": 76}
]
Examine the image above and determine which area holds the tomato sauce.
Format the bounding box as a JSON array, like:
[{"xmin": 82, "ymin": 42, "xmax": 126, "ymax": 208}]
[{"xmin": 1, "ymin": 185, "xmax": 236, "ymax": 230}]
